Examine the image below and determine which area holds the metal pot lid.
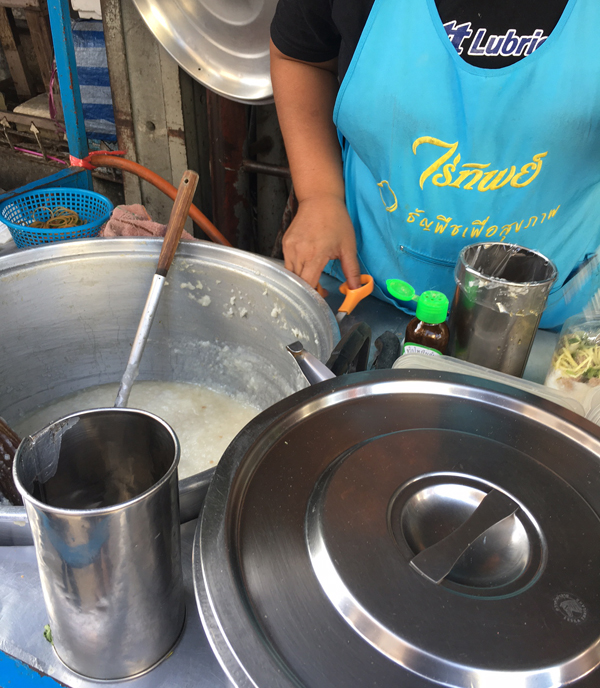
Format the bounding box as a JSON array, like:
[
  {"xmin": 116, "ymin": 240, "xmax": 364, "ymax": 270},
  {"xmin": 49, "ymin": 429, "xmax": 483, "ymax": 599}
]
[
  {"xmin": 132, "ymin": 0, "xmax": 276, "ymax": 103},
  {"xmin": 194, "ymin": 370, "xmax": 600, "ymax": 688}
]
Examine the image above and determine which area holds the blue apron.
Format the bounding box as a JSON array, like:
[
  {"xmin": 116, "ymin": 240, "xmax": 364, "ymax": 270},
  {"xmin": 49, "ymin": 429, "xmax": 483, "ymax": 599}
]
[{"xmin": 330, "ymin": 0, "xmax": 600, "ymax": 328}]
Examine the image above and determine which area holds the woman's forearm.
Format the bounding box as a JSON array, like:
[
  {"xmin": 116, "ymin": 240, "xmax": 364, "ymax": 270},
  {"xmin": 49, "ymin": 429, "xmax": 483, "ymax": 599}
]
[
  {"xmin": 270, "ymin": 41, "xmax": 361, "ymax": 289},
  {"xmin": 270, "ymin": 41, "xmax": 344, "ymax": 203}
]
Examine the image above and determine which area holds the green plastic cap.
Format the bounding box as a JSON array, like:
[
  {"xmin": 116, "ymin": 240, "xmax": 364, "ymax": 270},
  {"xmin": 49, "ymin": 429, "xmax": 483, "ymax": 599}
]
[
  {"xmin": 415, "ymin": 290, "xmax": 449, "ymax": 324},
  {"xmin": 386, "ymin": 279, "xmax": 416, "ymax": 301}
]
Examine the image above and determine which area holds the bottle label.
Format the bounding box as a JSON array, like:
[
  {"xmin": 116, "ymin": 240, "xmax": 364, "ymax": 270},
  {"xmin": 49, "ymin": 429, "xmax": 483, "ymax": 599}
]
[{"xmin": 402, "ymin": 343, "xmax": 442, "ymax": 357}]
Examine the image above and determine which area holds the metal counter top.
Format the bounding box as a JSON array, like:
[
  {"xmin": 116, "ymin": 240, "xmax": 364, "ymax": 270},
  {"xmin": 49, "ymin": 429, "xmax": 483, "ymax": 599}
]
[
  {"xmin": 0, "ymin": 519, "xmax": 234, "ymax": 688},
  {"xmin": 0, "ymin": 273, "xmax": 559, "ymax": 687}
]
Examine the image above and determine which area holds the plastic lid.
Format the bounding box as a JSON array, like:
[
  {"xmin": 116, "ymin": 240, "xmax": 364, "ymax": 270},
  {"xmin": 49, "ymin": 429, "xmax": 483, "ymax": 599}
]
[
  {"xmin": 386, "ymin": 279, "xmax": 416, "ymax": 301},
  {"xmin": 415, "ymin": 290, "xmax": 449, "ymax": 324}
]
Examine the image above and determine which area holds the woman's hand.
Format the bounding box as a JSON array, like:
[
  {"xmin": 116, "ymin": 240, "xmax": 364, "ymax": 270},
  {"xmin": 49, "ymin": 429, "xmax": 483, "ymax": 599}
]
[
  {"xmin": 271, "ymin": 42, "xmax": 360, "ymax": 290},
  {"xmin": 283, "ymin": 193, "xmax": 361, "ymax": 290}
]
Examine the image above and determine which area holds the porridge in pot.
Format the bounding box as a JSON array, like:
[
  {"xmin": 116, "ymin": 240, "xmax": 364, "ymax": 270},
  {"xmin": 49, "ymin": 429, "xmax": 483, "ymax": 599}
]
[{"xmin": 15, "ymin": 381, "xmax": 260, "ymax": 479}]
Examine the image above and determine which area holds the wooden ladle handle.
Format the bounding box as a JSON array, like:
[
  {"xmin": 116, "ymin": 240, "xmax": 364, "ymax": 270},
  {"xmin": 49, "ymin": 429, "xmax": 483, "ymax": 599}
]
[
  {"xmin": 0, "ymin": 417, "xmax": 23, "ymax": 505},
  {"xmin": 156, "ymin": 169, "xmax": 200, "ymax": 277}
]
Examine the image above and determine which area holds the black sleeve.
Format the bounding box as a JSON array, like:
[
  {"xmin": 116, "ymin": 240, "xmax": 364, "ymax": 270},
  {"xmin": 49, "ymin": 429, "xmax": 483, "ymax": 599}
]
[{"xmin": 270, "ymin": 0, "xmax": 341, "ymax": 63}]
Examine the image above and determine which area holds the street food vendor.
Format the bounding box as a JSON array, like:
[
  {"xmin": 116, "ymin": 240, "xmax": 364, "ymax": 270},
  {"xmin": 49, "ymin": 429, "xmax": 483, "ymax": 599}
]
[{"xmin": 270, "ymin": 0, "xmax": 600, "ymax": 328}]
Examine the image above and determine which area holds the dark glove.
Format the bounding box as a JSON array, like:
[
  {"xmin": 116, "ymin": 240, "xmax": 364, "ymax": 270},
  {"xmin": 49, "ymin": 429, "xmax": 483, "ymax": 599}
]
[{"xmin": 371, "ymin": 331, "xmax": 401, "ymax": 370}]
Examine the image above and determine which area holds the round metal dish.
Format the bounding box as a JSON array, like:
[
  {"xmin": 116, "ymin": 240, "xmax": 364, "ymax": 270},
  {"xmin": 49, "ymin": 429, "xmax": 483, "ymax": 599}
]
[
  {"xmin": 131, "ymin": 0, "xmax": 277, "ymax": 104},
  {"xmin": 194, "ymin": 369, "xmax": 600, "ymax": 688}
]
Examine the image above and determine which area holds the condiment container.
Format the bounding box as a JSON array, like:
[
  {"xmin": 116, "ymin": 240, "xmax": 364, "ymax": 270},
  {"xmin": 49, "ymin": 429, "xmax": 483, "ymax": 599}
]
[
  {"xmin": 448, "ymin": 242, "xmax": 557, "ymax": 377},
  {"xmin": 545, "ymin": 314, "xmax": 600, "ymax": 413},
  {"xmin": 386, "ymin": 280, "xmax": 450, "ymax": 356},
  {"xmin": 403, "ymin": 290, "xmax": 450, "ymax": 356}
]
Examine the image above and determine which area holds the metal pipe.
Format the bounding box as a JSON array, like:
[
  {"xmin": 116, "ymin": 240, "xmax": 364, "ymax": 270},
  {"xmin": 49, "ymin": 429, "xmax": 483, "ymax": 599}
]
[{"xmin": 241, "ymin": 159, "xmax": 291, "ymax": 179}]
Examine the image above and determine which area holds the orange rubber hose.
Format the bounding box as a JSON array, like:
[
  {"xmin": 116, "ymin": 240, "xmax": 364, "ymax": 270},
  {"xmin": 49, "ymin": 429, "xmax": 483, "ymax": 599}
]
[{"xmin": 87, "ymin": 155, "xmax": 231, "ymax": 246}]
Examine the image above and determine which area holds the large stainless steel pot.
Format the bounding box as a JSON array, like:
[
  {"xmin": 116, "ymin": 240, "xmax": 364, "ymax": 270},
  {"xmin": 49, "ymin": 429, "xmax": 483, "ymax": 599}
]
[
  {"xmin": 0, "ymin": 238, "xmax": 337, "ymax": 544},
  {"xmin": 195, "ymin": 368, "xmax": 600, "ymax": 688}
]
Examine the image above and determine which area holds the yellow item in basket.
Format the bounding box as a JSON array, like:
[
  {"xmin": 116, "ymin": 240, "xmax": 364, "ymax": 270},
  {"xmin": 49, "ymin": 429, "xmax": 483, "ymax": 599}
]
[{"xmin": 29, "ymin": 206, "xmax": 83, "ymax": 229}]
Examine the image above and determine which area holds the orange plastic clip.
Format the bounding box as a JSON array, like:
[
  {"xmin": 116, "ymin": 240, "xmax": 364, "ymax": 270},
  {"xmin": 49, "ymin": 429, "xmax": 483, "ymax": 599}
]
[
  {"xmin": 69, "ymin": 155, "xmax": 95, "ymax": 170},
  {"xmin": 70, "ymin": 150, "xmax": 127, "ymax": 170},
  {"xmin": 338, "ymin": 274, "xmax": 374, "ymax": 316}
]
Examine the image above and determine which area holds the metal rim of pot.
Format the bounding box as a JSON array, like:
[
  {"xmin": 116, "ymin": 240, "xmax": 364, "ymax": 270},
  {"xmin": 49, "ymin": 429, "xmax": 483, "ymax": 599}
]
[{"xmin": 194, "ymin": 368, "xmax": 600, "ymax": 688}]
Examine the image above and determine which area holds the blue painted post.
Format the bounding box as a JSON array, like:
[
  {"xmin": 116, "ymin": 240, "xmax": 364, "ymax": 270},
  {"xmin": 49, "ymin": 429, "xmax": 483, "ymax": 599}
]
[{"xmin": 46, "ymin": 0, "xmax": 93, "ymax": 190}]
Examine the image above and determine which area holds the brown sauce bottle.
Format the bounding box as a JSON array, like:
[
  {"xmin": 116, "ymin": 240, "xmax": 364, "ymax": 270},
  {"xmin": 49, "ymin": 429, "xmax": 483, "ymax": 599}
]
[{"xmin": 402, "ymin": 290, "xmax": 450, "ymax": 356}]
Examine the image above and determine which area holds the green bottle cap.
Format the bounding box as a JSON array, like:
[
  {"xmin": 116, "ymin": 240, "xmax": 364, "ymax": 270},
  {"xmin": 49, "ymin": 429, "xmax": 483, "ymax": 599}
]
[
  {"xmin": 386, "ymin": 279, "xmax": 417, "ymax": 301},
  {"xmin": 415, "ymin": 290, "xmax": 449, "ymax": 324}
]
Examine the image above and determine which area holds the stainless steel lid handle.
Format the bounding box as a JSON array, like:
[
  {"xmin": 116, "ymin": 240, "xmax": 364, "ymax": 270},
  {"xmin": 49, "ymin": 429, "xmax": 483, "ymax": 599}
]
[
  {"xmin": 286, "ymin": 342, "xmax": 336, "ymax": 386},
  {"xmin": 409, "ymin": 489, "xmax": 519, "ymax": 584}
]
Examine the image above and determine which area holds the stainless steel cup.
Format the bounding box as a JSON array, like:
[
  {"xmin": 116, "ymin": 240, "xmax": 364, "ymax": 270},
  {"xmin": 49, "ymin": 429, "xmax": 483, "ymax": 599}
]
[
  {"xmin": 13, "ymin": 408, "xmax": 185, "ymax": 681},
  {"xmin": 448, "ymin": 243, "xmax": 557, "ymax": 377}
]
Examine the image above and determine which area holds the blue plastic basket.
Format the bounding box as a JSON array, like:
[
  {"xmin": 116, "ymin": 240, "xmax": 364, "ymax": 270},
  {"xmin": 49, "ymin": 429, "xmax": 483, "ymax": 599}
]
[{"xmin": 0, "ymin": 187, "xmax": 113, "ymax": 248}]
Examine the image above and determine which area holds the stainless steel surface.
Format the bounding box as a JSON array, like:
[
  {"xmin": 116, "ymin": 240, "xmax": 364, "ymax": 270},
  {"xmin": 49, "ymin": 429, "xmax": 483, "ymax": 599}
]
[
  {"xmin": 13, "ymin": 408, "xmax": 185, "ymax": 681},
  {"xmin": 195, "ymin": 369, "xmax": 600, "ymax": 687},
  {"xmin": 0, "ymin": 238, "xmax": 337, "ymax": 544},
  {"xmin": 408, "ymin": 488, "xmax": 520, "ymax": 585},
  {"xmin": 402, "ymin": 483, "xmax": 529, "ymax": 588},
  {"xmin": 448, "ymin": 243, "xmax": 557, "ymax": 377},
  {"xmin": 115, "ymin": 274, "xmax": 165, "ymax": 408},
  {"xmin": 0, "ymin": 519, "xmax": 234, "ymax": 688},
  {"xmin": 286, "ymin": 341, "xmax": 336, "ymax": 385},
  {"xmin": 131, "ymin": 0, "xmax": 277, "ymax": 104}
]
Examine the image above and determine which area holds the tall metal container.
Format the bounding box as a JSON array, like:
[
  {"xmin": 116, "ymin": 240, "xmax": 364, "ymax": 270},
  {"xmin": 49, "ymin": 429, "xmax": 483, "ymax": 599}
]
[
  {"xmin": 13, "ymin": 408, "xmax": 185, "ymax": 681},
  {"xmin": 448, "ymin": 243, "xmax": 557, "ymax": 377}
]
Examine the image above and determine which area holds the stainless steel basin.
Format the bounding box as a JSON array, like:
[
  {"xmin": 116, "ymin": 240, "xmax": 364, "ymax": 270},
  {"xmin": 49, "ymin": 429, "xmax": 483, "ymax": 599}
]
[{"xmin": 0, "ymin": 237, "xmax": 337, "ymax": 544}]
